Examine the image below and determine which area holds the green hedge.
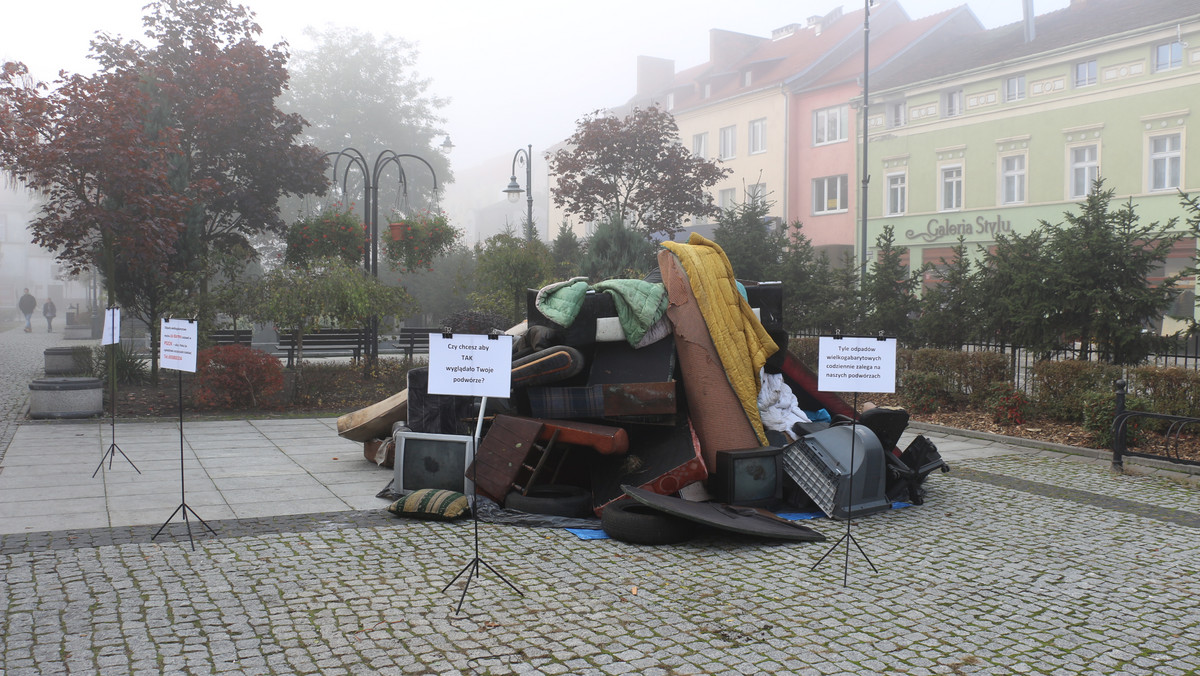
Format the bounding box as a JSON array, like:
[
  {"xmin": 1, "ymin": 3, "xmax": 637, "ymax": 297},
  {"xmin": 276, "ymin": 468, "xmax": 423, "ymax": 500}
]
[
  {"xmin": 1031, "ymin": 360, "xmax": 1122, "ymax": 423},
  {"xmin": 906, "ymin": 348, "xmax": 1009, "ymax": 407},
  {"xmin": 1126, "ymin": 366, "xmax": 1200, "ymax": 417},
  {"xmin": 787, "ymin": 340, "xmax": 1200, "ymax": 426}
]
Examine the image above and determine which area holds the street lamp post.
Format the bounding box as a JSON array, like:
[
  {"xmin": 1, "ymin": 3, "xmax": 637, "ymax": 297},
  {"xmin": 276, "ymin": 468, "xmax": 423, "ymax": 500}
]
[
  {"xmin": 325, "ymin": 147, "xmax": 440, "ymax": 369},
  {"xmin": 502, "ymin": 144, "xmax": 534, "ymax": 240}
]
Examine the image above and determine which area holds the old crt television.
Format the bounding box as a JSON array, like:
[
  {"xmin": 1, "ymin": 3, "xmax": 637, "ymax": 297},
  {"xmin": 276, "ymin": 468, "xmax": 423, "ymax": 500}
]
[
  {"xmin": 392, "ymin": 431, "xmax": 475, "ymax": 496},
  {"xmin": 712, "ymin": 446, "xmax": 784, "ymax": 508}
]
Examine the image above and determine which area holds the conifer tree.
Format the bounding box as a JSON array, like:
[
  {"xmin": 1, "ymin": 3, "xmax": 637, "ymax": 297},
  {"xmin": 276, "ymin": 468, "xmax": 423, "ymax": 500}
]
[
  {"xmin": 550, "ymin": 220, "xmax": 584, "ymax": 279},
  {"xmin": 861, "ymin": 226, "xmax": 925, "ymax": 342},
  {"xmin": 1043, "ymin": 180, "xmax": 1194, "ymax": 363},
  {"xmin": 974, "ymin": 228, "xmax": 1057, "ymax": 354},
  {"xmin": 580, "ymin": 216, "xmax": 657, "ymax": 280},
  {"xmin": 917, "ymin": 236, "xmax": 975, "ymax": 348}
]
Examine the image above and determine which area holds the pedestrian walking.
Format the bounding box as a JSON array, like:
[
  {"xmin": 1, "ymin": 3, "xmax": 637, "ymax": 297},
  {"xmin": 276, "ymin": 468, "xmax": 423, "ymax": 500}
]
[
  {"xmin": 17, "ymin": 288, "xmax": 36, "ymax": 333},
  {"xmin": 43, "ymin": 298, "xmax": 56, "ymax": 332}
]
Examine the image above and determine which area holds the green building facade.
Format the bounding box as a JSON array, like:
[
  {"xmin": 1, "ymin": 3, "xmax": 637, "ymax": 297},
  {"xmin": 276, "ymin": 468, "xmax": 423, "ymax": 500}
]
[{"xmin": 861, "ymin": 0, "xmax": 1200, "ymax": 332}]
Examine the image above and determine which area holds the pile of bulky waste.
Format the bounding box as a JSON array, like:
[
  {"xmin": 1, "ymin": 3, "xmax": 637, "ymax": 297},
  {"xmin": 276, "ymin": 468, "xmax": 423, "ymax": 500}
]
[{"xmin": 338, "ymin": 234, "xmax": 947, "ymax": 545}]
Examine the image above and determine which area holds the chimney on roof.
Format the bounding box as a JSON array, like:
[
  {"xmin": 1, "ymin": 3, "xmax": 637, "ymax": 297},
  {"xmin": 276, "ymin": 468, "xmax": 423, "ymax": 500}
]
[
  {"xmin": 1022, "ymin": 0, "xmax": 1036, "ymax": 42},
  {"xmin": 636, "ymin": 56, "xmax": 675, "ymax": 99},
  {"xmin": 772, "ymin": 23, "xmax": 802, "ymax": 40},
  {"xmin": 804, "ymin": 6, "xmax": 844, "ymax": 36},
  {"xmin": 709, "ymin": 29, "xmax": 766, "ymax": 65}
]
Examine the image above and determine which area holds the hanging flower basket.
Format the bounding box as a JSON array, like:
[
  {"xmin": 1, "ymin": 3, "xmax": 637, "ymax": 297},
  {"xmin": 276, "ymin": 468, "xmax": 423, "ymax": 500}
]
[
  {"xmin": 284, "ymin": 206, "xmax": 365, "ymax": 268},
  {"xmin": 384, "ymin": 210, "xmax": 460, "ymax": 272}
]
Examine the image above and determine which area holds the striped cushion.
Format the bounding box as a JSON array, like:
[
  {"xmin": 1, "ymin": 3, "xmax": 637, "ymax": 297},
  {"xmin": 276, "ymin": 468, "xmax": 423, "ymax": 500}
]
[{"xmin": 388, "ymin": 489, "xmax": 469, "ymax": 521}]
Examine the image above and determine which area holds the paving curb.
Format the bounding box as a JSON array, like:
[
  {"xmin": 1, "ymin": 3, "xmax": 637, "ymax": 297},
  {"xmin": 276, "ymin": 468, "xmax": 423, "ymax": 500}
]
[{"xmin": 909, "ymin": 420, "xmax": 1200, "ymax": 482}]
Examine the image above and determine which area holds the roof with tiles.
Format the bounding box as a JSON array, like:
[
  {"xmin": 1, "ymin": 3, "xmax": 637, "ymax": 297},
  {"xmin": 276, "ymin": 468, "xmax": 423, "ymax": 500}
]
[
  {"xmin": 797, "ymin": 6, "xmax": 981, "ymax": 92},
  {"xmin": 623, "ymin": 2, "xmax": 879, "ymax": 113},
  {"xmin": 871, "ymin": 0, "xmax": 1200, "ymax": 90}
]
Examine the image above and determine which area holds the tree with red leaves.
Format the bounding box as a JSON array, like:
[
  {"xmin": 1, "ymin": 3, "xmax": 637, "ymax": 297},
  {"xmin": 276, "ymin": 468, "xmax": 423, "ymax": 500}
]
[
  {"xmin": 0, "ymin": 0, "xmax": 326, "ymax": 291},
  {"xmin": 0, "ymin": 62, "xmax": 189, "ymax": 275},
  {"xmin": 549, "ymin": 106, "xmax": 730, "ymax": 240}
]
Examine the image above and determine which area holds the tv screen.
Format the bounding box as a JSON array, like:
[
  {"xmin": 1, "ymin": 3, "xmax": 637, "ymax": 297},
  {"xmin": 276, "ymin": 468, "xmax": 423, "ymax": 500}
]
[
  {"xmin": 713, "ymin": 447, "xmax": 783, "ymax": 508},
  {"xmin": 393, "ymin": 431, "xmax": 475, "ymax": 496}
]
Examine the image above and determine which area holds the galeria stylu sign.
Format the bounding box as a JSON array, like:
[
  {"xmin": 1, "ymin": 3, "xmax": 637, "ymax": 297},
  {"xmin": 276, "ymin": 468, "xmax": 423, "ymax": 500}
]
[{"xmin": 906, "ymin": 213, "xmax": 1013, "ymax": 242}]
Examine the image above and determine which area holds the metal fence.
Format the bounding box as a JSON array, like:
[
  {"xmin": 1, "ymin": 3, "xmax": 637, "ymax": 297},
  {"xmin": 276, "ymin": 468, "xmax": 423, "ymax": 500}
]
[{"xmin": 792, "ymin": 331, "xmax": 1200, "ymax": 394}]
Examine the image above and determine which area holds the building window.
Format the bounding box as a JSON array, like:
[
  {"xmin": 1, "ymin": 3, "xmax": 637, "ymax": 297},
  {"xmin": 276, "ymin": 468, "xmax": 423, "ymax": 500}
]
[
  {"xmin": 888, "ymin": 102, "xmax": 906, "ymax": 128},
  {"xmin": 1004, "ymin": 75, "xmax": 1025, "ymax": 102},
  {"xmin": 743, "ymin": 71, "xmax": 753, "ymax": 87},
  {"xmin": 1154, "ymin": 41, "xmax": 1183, "ymax": 72},
  {"xmin": 940, "ymin": 165, "xmax": 963, "ymax": 211},
  {"xmin": 1001, "ymin": 155, "xmax": 1026, "ymax": 204},
  {"xmin": 749, "ymin": 118, "xmax": 767, "ymax": 154},
  {"xmin": 704, "ymin": 83, "xmax": 712, "ymax": 98},
  {"xmin": 886, "ymin": 173, "xmax": 906, "ymax": 215},
  {"xmin": 1074, "ymin": 60, "xmax": 1097, "ymax": 87},
  {"xmin": 692, "ymin": 132, "xmax": 708, "ymax": 158},
  {"xmin": 747, "ymin": 182, "xmax": 766, "ymax": 204},
  {"xmin": 813, "ymin": 175, "xmax": 848, "ymax": 214},
  {"xmin": 718, "ymin": 188, "xmax": 736, "ymax": 211},
  {"xmin": 1069, "ymin": 144, "xmax": 1099, "ymax": 198},
  {"xmin": 666, "ymin": 93, "xmax": 675, "ymax": 111},
  {"xmin": 813, "ymin": 105, "xmax": 848, "ymax": 145},
  {"xmin": 718, "ymin": 125, "xmax": 736, "ymax": 159},
  {"xmin": 1149, "ymin": 133, "xmax": 1182, "ymax": 191},
  {"xmin": 943, "ymin": 89, "xmax": 963, "ymax": 117}
]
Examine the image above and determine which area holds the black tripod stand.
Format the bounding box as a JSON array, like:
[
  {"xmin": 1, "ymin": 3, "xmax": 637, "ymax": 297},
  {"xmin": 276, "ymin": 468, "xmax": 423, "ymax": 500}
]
[
  {"xmin": 93, "ymin": 311, "xmax": 139, "ymax": 477},
  {"xmin": 441, "ymin": 394, "xmax": 523, "ymax": 613},
  {"xmin": 811, "ymin": 392, "xmax": 878, "ymax": 586},
  {"xmin": 152, "ymin": 371, "xmax": 215, "ymax": 550}
]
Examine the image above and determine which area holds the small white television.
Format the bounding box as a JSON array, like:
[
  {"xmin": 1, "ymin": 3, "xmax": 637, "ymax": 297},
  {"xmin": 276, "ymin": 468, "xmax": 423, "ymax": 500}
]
[{"xmin": 392, "ymin": 430, "xmax": 475, "ymax": 496}]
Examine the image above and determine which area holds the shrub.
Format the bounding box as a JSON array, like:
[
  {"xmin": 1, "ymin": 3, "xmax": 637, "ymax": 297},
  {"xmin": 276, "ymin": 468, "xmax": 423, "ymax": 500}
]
[
  {"xmin": 903, "ymin": 348, "xmax": 1009, "ymax": 407},
  {"xmin": 1031, "ymin": 359, "xmax": 1121, "ymax": 422},
  {"xmin": 194, "ymin": 345, "xmax": 284, "ymax": 409},
  {"xmin": 93, "ymin": 342, "xmax": 149, "ymax": 384},
  {"xmin": 66, "ymin": 345, "xmax": 96, "ymax": 375},
  {"xmin": 1082, "ymin": 390, "xmax": 1145, "ymax": 449},
  {"xmin": 984, "ymin": 382, "xmax": 1031, "ymax": 426},
  {"xmin": 899, "ymin": 370, "xmax": 954, "ymax": 414},
  {"xmin": 440, "ymin": 310, "xmax": 512, "ymax": 334},
  {"xmin": 791, "ymin": 337, "xmax": 819, "ymax": 370},
  {"xmin": 1126, "ymin": 366, "xmax": 1200, "ymax": 419}
]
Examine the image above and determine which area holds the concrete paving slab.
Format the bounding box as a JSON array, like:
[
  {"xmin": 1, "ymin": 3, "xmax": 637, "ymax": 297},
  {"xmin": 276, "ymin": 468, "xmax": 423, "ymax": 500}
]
[
  {"xmin": 229, "ymin": 497, "xmax": 350, "ymax": 519},
  {"xmin": 109, "ymin": 504, "xmax": 238, "ymax": 528},
  {"xmin": 0, "ymin": 512, "xmax": 110, "ymax": 533},
  {"xmin": 0, "ymin": 496, "xmax": 108, "ymax": 518}
]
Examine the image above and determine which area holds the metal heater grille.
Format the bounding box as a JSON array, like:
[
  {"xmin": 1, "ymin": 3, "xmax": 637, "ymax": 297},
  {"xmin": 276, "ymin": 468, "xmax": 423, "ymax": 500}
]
[
  {"xmin": 782, "ymin": 425, "xmax": 891, "ymax": 520},
  {"xmin": 782, "ymin": 437, "xmax": 840, "ymax": 516}
]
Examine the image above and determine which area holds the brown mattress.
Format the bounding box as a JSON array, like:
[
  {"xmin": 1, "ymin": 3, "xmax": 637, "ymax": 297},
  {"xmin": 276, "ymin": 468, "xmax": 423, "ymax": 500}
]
[{"xmin": 658, "ymin": 249, "xmax": 760, "ymax": 472}]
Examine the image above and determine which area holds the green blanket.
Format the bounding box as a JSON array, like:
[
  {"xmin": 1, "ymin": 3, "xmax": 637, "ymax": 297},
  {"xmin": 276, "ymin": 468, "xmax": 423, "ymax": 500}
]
[
  {"xmin": 534, "ymin": 277, "xmax": 668, "ymax": 347},
  {"xmin": 593, "ymin": 279, "xmax": 668, "ymax": 347}
]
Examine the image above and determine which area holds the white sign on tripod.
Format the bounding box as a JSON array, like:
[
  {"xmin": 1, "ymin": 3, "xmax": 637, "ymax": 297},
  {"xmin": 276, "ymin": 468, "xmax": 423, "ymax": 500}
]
[
  {"xmin": 102, "ymin": 308, "xmax": 121, "ymax": 346},
  {"xmin": 428, "ymin": 333, "xmax": 513, "ymax": 398},
  {"xmin": 159, "ymin": 318, "xmax": 199, "ymax": 373},
  {"xmin": 817, "ymin": 335, "xmax": 897, "ymax": 394}
]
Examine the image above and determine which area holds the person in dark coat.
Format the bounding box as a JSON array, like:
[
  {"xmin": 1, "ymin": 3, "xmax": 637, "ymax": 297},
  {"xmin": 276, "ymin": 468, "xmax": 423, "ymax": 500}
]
[
  {"xmin": 17, "ymin": 288, "xmax": 35, "ymax": 333},
  {"xmin": 43, "ymin": 298, "xmax": 57, "ymax": 332}
]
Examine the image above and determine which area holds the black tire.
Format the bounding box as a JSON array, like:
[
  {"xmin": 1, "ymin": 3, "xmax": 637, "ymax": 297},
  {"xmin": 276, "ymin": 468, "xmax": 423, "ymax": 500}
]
[
  {"xmin": 600, "ymin": 499, "xmax": 698, "ymax": 545},
  {"xmin": 505, "ymin": 485, "xmax": 592, "ymax": 518}
]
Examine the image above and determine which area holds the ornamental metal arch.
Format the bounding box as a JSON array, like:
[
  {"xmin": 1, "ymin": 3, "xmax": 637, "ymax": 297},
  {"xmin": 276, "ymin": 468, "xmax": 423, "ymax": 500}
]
[{"xmin": 322, "ymin": 148, "xmax": 440, "ymax": 367}]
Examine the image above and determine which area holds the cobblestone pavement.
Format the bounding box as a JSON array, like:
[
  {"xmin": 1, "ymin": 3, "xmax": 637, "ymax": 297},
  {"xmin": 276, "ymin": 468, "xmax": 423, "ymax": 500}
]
[
  {"xmin": 2, "ymin": 326, "xmax": 1199, "ymax": 674},
  {"xmin": 0, "ymin": 431, "xmax": 1196, "ymax": 675}
]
